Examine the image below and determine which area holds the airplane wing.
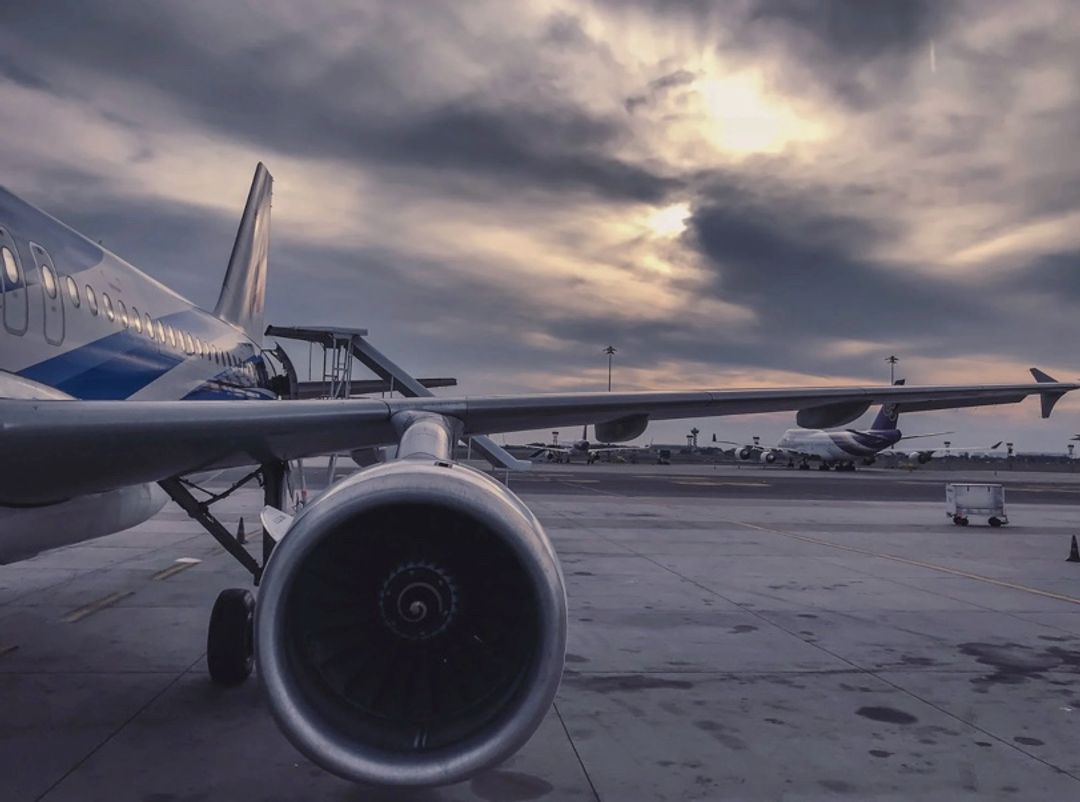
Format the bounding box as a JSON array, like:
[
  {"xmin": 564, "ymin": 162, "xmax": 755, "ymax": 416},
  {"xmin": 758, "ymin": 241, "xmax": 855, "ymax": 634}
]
[
  {"xmin": 896, "ymin": 430, "xmax": 954, "ymax": 441},
  {"xmin": 1, "ymin": 377, "xmax": 1074, "ymax": 503},
  {"xmin": 883, "ymin": 441, "xmax": 1005, "ymax": 459}
]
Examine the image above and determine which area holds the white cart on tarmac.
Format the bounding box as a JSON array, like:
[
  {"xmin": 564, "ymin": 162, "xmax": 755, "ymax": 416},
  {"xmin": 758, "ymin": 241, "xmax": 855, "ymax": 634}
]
[{"xmin": 946, "ymin": 483, "xmax": 1007, "ymax": 527}]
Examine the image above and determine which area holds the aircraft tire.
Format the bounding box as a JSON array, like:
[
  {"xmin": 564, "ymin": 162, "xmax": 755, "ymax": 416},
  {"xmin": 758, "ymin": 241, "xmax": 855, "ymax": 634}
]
[{"xmin": 207, "ymin": 588, "xmax": 255, "ymax": 686}]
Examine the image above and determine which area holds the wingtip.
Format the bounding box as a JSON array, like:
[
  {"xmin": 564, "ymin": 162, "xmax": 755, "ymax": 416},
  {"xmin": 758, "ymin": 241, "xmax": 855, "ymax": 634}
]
[{"xmin": 1030, "ymin": 367, "xmax": 1057, "ymax": 383}]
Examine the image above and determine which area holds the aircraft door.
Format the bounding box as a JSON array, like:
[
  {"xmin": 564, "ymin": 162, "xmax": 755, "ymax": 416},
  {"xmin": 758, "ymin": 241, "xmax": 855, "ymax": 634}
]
[
  {"xmin": 0, "ymin": 226, "xmax": 28, "ymax": 335},
  {"xmin": 30, "ymin": 243, "xmax": 64, "ymax": 345}
]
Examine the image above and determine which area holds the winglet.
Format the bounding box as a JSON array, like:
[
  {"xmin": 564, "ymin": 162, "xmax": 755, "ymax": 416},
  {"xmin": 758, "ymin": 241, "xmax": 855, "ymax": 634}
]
[{"xmin": 1030, "ymin": 368, "xmax": 1066, "ymax": 418}]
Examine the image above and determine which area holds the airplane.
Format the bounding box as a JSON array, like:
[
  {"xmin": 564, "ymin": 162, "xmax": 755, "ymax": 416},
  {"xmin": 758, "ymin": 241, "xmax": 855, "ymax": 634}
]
[
  {"xmin": 1, "ymin": 164, "xmax": 1076, "ymax": 788},
  {"xmin": 727, "ymin": 381, "xmax": 1000, "ymax": 471},
  {"xmin": 528, "ymin": 425, "xmax": 641, "ymax": 463}
]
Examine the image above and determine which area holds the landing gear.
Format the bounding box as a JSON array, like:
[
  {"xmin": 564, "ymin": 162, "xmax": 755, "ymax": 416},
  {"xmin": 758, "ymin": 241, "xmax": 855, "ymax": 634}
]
[
  {"xmin": 818, "ymin": 463, "xmax": 831, "ymax": 471},
  {"xmin": 159, "ymin": 460, "xmax": 290, "ymax": 688},
  {"xmin": 207, "ymin": 588, "xmax": 255, "ymax": 685}
]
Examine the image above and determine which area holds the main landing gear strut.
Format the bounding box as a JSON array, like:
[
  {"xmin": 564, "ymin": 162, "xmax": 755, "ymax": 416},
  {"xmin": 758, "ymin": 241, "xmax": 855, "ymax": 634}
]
[{"xmin": 159, "ymin": 460, "xmax": 288, "ymax": 686}]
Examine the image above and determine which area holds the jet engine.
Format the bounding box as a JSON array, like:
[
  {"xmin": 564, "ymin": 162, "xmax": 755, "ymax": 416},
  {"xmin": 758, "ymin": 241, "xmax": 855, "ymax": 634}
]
[
  {"xmin": 256, "ymin": 460, "xmax": 567, "ymax": 787},
  {"xmin": 738, "ymin": 446, "xmax": 754, "ymax": 460},
  {"xmin": 910, "ymin": 451, "xmax": 933, "ymax": 464},
  {"xmin": 760, "ymin": 451, "xmax": 778, "ymax": 465}
]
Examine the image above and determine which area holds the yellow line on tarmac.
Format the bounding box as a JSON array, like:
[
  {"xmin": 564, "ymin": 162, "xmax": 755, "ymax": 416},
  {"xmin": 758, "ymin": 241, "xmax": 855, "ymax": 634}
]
[
  {"xmin": 732, "ymin": 520, "xmax": 1080, "ymax": 607},
  {"xmin": 61, "ymin": 591, "xmax": 135, "ymax": 623}
]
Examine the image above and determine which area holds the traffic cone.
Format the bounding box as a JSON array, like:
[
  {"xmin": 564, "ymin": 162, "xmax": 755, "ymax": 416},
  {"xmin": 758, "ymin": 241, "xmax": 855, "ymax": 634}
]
[
  {"xmin": 1068, "ymin": 535, "xmax": 1080, "ymax": 563},
  {"xmin": 237, "ymin": 518, "xmax": 246, "ymax": 545}
]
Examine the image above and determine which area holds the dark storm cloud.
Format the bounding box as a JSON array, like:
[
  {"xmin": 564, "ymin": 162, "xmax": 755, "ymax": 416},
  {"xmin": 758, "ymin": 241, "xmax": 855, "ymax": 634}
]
[
  {"xmin": 687, "ymin": 180, "xmax": 1009, "ymax": 352},
  {"xmin": 747, "ymin": 0, "xmax": 946, "ymax": 59},
  {"xmin": 0, "ymin": 0, "xmax": 674, "ymax": 203},
  {"xmin": 1002, "ymin": 250, "xmax": 1080, "ymax": 301}
]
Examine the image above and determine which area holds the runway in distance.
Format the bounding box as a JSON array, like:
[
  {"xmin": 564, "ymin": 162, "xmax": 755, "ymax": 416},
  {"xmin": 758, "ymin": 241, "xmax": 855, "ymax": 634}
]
[
  {"xmin": 728, "ymin": 381, "xmax": 1009, "ymax": 470},
  {"xmin": 2, "ymin": 165, "xmax": 1077, "ymax": 788}
]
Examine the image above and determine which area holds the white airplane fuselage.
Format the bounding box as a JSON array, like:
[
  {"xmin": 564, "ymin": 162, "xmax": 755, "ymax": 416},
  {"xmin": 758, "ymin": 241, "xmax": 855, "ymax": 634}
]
[
  {"xmin": 0, "ymin": 186, "xmax": 273, "ymax": 561},
  {"xmin": 774, "ymin": 426, "xmax": 902, "ymax": 462}
]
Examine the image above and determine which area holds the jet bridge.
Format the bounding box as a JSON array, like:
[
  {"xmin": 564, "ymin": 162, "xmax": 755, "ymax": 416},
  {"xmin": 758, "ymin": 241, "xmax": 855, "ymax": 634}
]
[{"xmin": 265, "ymin": 324, "xmax": 530, "ymax": 472}]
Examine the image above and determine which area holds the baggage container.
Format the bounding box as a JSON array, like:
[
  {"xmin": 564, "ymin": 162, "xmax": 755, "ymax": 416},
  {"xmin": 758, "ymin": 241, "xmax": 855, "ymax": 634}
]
[{"xmin": 945, "ymin": 483, "xmax": 1007, "ymax": 527}]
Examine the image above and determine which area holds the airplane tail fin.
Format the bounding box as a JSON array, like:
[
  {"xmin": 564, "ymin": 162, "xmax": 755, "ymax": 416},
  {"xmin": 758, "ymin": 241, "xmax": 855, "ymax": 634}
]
[
  {"xmin": 214, "ymin": 163, "xmax": 272, "ymax": 340},
  {"xmin": 870, "ymin": 378, "xmax": 905, "ymax": 430}
]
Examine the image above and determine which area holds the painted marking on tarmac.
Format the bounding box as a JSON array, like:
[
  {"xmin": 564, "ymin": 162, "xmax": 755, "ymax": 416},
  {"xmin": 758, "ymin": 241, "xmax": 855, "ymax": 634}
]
[
  {"xmin": 153, "ymin": 557, "xmax": 202, "ymax": 581},
  {"xmin": 61, "ymin": 591, "xmax": 136, "ymax": 623},
  {"xmin": 0, "ymin": 644, "xmax": 18, "ymax": 658},
  {"xmin": 732, "ymin": 520, "xmax": 1080, "ymax": 607},
  {"xmin": 672, "ymin": 480, "xmax": 771, "ymax": 487}
]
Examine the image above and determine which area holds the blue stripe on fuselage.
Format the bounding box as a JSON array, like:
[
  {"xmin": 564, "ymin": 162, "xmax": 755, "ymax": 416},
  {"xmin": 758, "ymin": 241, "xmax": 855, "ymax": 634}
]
[
  {"xmin": 19, "ymin": 328, "xmax": 183, "ymax": 398},
  {"xmin": 17, "ymin": 309, "xmax": 264, "ymax": 400}
]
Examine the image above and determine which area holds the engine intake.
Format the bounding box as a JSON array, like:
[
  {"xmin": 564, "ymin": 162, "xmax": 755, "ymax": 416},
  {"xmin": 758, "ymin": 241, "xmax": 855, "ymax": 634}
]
[{"xmin": 256, "ymin": 460, "xmax": 567, "ymax": 787}]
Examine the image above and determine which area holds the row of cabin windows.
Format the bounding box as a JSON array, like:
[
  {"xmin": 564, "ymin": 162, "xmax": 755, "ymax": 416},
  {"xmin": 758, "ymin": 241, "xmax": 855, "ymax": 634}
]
[{"xmin": 1, "ymin": 244, "xmax": 253, "ymax": 372}]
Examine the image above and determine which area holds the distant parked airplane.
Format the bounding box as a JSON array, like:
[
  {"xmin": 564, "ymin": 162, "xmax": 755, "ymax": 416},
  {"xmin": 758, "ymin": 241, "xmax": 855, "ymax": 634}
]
[{"xmin": 727, "ymin": 380, "xmax": 1001, "ymax": 470}]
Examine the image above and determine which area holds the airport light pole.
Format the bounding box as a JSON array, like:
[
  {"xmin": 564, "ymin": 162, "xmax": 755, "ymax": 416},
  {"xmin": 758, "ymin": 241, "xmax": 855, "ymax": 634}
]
[
  {"xmin": 603, "ymin": 345, "xmax": 617, "ymax": 391},
  {"xmin": 885, "ymin": 354, "xmax": 899, "ymax": 384}
]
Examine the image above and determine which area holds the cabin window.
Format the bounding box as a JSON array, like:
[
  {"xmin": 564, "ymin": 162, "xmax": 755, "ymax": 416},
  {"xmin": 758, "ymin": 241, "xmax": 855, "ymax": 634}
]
[
  {"xmin": 131, "ymin": 307, "xmax": 142, "ymax": 333},
  {"xmin": 145, "ymin": 313, "xmax": 154, "ymax": 339},
  {"xmin": 1, "ymin": 247, "xmax": 18, "ymax": 284},
  {"xmin": 86, "ymin": 285, "xmax": 98, "ymax": 315},
  {"xmin": 102, "ymin": 292, "xmax": 115, "ymax": 322},
  {"xmin": 41, "ymin": 264, "xmax": 57, "ymax": 298},
  {"xmin": 65, "ymin": 276, "xmax": 80, "ymax": 307},
  {"xmin": 117, "ymin": 299, "xmax": 129, "ymax": 328}
]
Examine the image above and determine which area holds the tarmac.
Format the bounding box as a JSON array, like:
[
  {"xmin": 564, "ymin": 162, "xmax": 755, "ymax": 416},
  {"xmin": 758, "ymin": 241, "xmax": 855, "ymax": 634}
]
[{"xmin": 4, "ymin": 462, "xmax": 1080, "ymax": 801}]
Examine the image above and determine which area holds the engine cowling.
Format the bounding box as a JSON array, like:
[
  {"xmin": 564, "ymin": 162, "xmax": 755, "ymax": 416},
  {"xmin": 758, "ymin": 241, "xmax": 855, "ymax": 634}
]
[
  {"xmin": 256, "ymin": 460, "xmax": 567, "ymax": 787},
  {"xmin": 738, "ymin": 446, "xmax": 754, "ymax": 460},
  {"xmin": 760, "ymin": 451, "xmax": 777, "ymax": 465}
]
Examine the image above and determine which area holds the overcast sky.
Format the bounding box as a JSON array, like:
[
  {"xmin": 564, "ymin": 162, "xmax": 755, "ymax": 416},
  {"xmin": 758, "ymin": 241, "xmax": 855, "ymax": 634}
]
[{"xmin": 2, "ymin": 0, "xmax": 1079, "ymax": 450}]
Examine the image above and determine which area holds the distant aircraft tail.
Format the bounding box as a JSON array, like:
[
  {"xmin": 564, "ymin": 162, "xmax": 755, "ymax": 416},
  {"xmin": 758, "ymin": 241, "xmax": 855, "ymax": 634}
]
[
  {"xmin": 214, "ymin": 163, "xmax": 272, "ymax": 340},
  {"xmin": 870, "ymin": 378, "xmax": 905, "ymax": 430}
]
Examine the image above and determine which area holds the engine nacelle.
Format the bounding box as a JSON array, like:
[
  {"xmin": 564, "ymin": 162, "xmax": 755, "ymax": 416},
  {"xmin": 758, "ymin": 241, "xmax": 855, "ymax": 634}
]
[
  {"xmin": 256, "ymin": 460, "xmax": 567, "ymax": 787},
  {"xmin": 737, "ymin": 446, "xmax": 754, "ymax": 461},
  {"xmin": 913, "ymin": 451, "xmax": 933, "ymax": 464},
  {"xmin": 760, "ymin": 451, "xmax": 777, "ymax": 464}
]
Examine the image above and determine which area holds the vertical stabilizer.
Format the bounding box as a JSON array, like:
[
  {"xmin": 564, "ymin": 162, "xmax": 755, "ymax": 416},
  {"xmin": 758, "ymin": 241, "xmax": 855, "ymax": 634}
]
[
  {"xmin": 870, "ymin": 378, "xmax": 905, "ymax": 430},
  {"xmin": 214, "ymin": 163, "xmax": 272, "ymax": 340}
]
